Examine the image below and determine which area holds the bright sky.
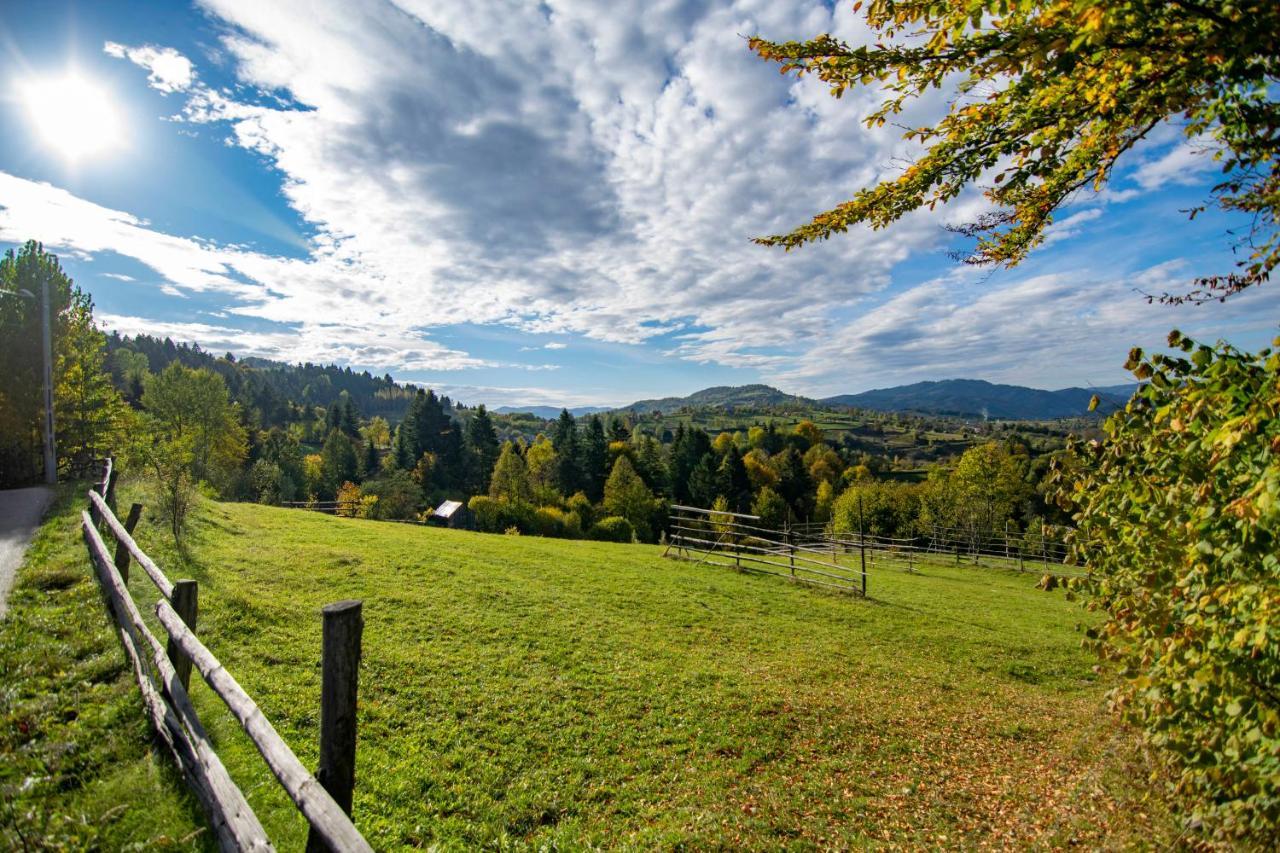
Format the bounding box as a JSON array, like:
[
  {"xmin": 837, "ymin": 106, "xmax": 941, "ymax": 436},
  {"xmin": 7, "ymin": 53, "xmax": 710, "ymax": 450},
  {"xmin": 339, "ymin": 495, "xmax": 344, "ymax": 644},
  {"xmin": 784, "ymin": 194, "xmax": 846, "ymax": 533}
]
[{"xmin": 1, "ymin": 0, "xmax": 1276, "ymax": 408}]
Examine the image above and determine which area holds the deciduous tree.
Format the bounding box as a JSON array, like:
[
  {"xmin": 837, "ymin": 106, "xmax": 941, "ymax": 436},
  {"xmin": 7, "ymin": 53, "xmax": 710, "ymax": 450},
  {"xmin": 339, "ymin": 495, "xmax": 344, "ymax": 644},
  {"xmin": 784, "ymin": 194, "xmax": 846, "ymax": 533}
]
[{"xmin": 750, "ymin": 0, "xmax": 1280, "ymax": 299}]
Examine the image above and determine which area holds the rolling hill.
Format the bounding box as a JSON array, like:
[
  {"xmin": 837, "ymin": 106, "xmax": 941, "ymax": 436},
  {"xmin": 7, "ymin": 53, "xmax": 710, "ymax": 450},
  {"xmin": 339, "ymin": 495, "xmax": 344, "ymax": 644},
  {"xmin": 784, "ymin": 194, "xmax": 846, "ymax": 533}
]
[
  {"xmin": 619, "ymin": 384, "xmax": 809, "ymax": 414},
  {"xmin": 821, "ymin": 379, "xmax": 1136, "ymax": 419}
]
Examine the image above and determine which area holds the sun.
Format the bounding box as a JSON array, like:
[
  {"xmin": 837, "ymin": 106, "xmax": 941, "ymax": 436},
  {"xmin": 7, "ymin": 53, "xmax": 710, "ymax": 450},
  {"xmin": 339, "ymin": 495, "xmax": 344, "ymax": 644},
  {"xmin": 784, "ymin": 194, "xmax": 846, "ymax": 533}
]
[{"xmin": 21, "ymin": 73, "xmax": 124, "ymax": 162}]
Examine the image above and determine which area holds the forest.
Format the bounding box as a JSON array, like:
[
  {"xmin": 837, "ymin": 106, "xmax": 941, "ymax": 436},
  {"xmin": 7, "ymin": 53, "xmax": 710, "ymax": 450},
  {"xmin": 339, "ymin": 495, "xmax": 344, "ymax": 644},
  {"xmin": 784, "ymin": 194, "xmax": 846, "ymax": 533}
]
[{"xmin": 99, "ymin": 330, "xmax": 1071, "ymax": 549}]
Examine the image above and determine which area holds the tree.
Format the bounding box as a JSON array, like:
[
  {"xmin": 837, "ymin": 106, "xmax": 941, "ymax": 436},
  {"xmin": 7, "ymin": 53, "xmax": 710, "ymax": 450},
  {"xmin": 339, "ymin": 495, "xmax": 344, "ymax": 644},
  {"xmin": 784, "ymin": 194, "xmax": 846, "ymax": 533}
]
[
  {"xmin": 603, "ymin": 456, "xmax": 656, "ymax": 541},
  {"xmin": 464, "ymin": 405, "xmax": 500, "ymax": 493},
  {"xmin": 359, "ymin": 438, "xmax": 379, "ymax": 480},
  {"xmin": 579, "ymin": 414, "xmax": 608, "ymax": 501},
  {"xmin": 952, "ymin": 441, "xmax": 1027, "ymax": 544},
  {"xmin": 752, "ymin": 486, "xmax": 788, "ymax": 531},
  {"xmin": 793, "ymin": 420, "xmax": 823, "ymax": 449},
  {"xmin": 1, "ymin": 241, "xmax": 125, "ymax": 485},
  {"xmin": 525, "ymin": 434, "xmax": 561, "ymax": 504},
  {"xmin": 775, "ymin": 447, "xmax": 815, "ymax": 521},
  {"xmin": 715, "ymin": 445, "xmax": 753, "ymax": 514},
  {"xmin": 1051, "ymin": 331, "xmax": 1280, "ymax": 842},
  {"xmin": 551, "ymin": 409, "xmax": 581, "ymax": 495},
  {"xmin": 489, "ymin": 441, "xmax": 532, "ymax": 504},
  {"xmin": 750, "ymin": 1, "xmax": 1280, "ymax": 299},
  {"xmin": 686, "ymin": 452, "xmax": 720, "ymax": 508},
  {"xmin": 361, "ymin": 415, "xmax": 391, "ymax": 449},
  {"xmin": 54, "ymin": 290, "xmax": 126, "ymax": 473},
  {"xmin": 143, "ymin": 363, "xmax": 247, "ymax": 493},
  {"xmin": 320, "ymin": 429, "xmax": 359, "ymax": 498},
  {"xmin": 363, "ymin": 469, "xmax": 421, "ymax": 520}
]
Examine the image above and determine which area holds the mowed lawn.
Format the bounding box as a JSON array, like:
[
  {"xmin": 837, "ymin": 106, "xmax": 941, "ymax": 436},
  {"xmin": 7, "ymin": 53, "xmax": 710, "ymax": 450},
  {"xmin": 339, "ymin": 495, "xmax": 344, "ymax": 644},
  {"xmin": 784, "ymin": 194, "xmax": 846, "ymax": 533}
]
[{"xmin": 7, "ymin": 493, "xmax": 1180, "ymax": 849}]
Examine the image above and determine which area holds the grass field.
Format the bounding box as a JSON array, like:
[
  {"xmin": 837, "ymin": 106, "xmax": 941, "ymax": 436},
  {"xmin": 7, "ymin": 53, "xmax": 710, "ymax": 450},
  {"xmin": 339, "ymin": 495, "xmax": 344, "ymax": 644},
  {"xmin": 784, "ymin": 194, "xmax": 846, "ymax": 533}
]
[{"xmin": 4, "ymin": 486, "xmax": 1180, "ymax": 849}]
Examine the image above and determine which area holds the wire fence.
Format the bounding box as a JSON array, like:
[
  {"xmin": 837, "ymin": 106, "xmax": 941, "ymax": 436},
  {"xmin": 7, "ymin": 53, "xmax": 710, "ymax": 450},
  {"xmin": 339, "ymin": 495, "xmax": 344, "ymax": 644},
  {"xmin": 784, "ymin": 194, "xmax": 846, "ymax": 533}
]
[{"xmin": 663, "ymin": 505, "xmax": 868, "ymax": 595}]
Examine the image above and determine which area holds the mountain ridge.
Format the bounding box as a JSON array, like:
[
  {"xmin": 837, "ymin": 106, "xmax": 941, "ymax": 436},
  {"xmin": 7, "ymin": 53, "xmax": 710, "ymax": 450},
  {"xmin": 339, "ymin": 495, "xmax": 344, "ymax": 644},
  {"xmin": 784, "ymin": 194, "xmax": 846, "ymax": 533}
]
[{"xmin": 604, "ymin": 379, "xmax": 1137, "ymax": 420}]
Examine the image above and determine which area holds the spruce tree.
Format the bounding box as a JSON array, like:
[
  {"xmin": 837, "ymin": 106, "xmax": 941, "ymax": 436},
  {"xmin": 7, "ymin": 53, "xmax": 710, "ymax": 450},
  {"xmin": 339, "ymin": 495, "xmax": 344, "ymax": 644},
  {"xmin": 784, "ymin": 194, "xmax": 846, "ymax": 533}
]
[{"xmin": 580, "ymin": 414, "xmax": 608, "ymax": 501}]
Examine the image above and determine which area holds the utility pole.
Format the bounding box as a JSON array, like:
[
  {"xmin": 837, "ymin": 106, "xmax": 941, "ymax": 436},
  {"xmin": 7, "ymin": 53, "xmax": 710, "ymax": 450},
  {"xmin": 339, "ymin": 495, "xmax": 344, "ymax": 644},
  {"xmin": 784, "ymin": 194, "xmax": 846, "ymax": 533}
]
[{"xmin": 41, "ymin": 276, "xmax": 55, "ymax": 484}]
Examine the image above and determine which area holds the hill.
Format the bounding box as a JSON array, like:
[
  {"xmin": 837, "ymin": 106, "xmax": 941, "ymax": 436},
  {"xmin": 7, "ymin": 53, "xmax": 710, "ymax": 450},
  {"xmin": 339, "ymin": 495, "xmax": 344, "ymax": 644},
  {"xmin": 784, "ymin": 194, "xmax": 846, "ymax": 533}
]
[
  {"xmin": 620, "ymin": 384, "xmax": 808, "ymax": 414},
  {"xmin": 823, "ymin": 379, "xmax": 1134, "ymax": 419},
  {"xmin": 5, "ymin": 492, "xmax": 1178, "ymax": 848}
]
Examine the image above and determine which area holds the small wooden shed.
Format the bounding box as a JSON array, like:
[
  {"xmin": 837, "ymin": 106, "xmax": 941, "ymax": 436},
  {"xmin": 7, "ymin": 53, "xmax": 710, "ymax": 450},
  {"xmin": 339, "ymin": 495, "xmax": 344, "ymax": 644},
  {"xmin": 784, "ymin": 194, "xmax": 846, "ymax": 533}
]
[{"xmin": 428, "ymin": 499, "xmax": 470, "ymax": 529}]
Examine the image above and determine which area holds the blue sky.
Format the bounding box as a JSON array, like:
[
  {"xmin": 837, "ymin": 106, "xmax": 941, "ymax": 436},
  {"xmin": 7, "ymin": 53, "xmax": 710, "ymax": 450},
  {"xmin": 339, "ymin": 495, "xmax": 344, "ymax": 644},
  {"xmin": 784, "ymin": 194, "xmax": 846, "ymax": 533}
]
[{"xmin": 1, "ymin": 0, "xmax": 1276, "ymax": 408}]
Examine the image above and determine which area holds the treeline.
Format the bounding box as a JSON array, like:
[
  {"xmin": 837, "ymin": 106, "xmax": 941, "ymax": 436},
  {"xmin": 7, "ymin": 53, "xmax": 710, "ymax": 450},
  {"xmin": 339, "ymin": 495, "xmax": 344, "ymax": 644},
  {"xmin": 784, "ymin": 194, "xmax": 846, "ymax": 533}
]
[
  {"xmin": 1, "ymin": 242, "xmax": 122, "ymax": 486},
  {"xmin": 106, "ymin": 333, "xmax": 419, "ymax": 425}
]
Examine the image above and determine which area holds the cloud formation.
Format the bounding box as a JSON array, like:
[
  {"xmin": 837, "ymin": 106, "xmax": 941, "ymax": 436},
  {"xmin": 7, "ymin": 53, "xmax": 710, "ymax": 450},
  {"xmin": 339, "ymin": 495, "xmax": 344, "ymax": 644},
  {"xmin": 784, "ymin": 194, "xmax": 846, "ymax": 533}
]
[
  {"xmin": 103, "ymin": 42, "xmax": 196, "ymax": 93},
  {"xmin": 94, "ymin": 1, "xmax": 962, "ymax": 360},
  {"xmin": 0, "ymin": 1, "xmax": 1247, "ymax": 404}
]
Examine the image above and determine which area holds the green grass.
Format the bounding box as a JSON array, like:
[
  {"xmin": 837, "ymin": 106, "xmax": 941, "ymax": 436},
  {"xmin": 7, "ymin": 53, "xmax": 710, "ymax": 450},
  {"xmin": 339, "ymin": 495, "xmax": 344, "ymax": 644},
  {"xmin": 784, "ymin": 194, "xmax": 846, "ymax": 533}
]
[
  {"xmin": 0, "ymin": 486, "xmax": 207, "ymax": 849},
  {"xmin": 6, "ymin": 489, "xmax": 1180, "ymax": 849}
]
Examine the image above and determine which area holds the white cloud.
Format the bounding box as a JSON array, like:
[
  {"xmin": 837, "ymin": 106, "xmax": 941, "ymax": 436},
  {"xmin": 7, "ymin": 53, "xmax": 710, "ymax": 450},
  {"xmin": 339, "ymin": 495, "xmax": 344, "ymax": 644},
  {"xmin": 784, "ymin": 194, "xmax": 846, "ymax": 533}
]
[
  {"xmin": 101, "ymin": 272, "xmax": 136, "ymax": 281},
  {"xmin": 159, "ymin": 0, "xmax": 957, "ymax": 359},
  {"xmin": 10, "ymin": 4, "xmax": 1242, "ymax": 395},
  {"xmin": 1134, "ymin": 135, "xmax": 1220, "ymax": 191},
  {"xmin": 414, "ymin": 383, "xmax": 625, "ymax": 409},
  {"xmin": 103, "ymin": 42, "xmax": 196, "ymax": 94},
  {"xmin": 769, "ymin": 260, "xmax": 1280, "ymax": 396},
  {"xmin": 543, "ymin": 342, "xmax": 567, "ymax": 350},
  {"xmin": 97, "ymin": 313, "xmax": 497, "ymax": 371}
]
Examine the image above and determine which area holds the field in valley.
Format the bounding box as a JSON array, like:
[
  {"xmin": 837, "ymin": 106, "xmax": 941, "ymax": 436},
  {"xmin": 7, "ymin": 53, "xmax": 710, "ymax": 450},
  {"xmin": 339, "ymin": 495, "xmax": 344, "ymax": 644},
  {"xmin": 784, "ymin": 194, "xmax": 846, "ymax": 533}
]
[{"xmin": 2, "ymin": 490, "xmax": 1180, "ymax": 849}]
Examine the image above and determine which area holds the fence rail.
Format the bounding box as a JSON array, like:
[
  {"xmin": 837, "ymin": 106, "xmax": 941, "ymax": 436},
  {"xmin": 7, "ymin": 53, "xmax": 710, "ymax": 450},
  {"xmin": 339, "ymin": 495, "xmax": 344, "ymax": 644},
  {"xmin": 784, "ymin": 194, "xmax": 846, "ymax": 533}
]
[
  {"xmin": 82, "ymin": 461, "xmax": 372, "ymax": 852},
  {"xmin": 787, "ymin": 517, "xmax": 1078, "ymax": 577},
  {"xmin": 663, "ymin": 505, "xmax": 868, "ymax": 595}
]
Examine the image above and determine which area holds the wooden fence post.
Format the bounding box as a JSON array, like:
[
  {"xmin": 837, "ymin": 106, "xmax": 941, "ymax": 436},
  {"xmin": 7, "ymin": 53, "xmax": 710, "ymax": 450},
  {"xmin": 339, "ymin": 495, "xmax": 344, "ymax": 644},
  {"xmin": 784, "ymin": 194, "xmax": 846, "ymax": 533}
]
[
  {"xmin": 105, "ymin": 464, "xmax": 119, "ymax": 514},
  {"xmin": 167, "ymin": 580, "xmax": 198, "ymax": 691},
  {"xmin": 113, "ymin": 503, "xmax": 143, "ymax": 584},
  {"xmin": 857, "ymin": 496, "xmax": 867, "ymax": 596},
  {"xmin": 306, "ymin": 600, "xmax": 363, "ymax": 853}
]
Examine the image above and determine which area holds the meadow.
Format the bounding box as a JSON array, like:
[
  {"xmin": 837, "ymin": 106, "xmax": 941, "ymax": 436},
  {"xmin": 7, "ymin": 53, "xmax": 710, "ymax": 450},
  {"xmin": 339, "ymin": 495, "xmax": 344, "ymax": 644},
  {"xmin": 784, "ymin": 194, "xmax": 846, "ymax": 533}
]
[{"xmin": 3, "ymin": 487, "xmax": 1179, "ymax": 849}]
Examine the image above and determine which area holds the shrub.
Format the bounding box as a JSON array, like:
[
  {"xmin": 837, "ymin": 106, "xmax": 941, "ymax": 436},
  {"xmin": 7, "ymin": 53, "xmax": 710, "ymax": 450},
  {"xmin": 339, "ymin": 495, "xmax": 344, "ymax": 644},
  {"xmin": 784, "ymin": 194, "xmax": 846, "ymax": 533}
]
[
  {"xmin": 1052, "ymin": 331, "xmax": 1280, "ymax": 842},
  {"xmin": 588, "ymin": 516, "xmax": 634, "ymax": 543},
  {"xmin": 468, "ymin": 495, "xmax": 535, "ymax": 534},
  {"xmin": 532, "ymin": 506, "xmax": 582, "ymax": 539},
  {"xmin": 566, "ymin": 491, "xmax": 595, "ymax": 530},
  {"xmin": 335, "ymin": 481, "xmax": 363, "ymax": 517}
]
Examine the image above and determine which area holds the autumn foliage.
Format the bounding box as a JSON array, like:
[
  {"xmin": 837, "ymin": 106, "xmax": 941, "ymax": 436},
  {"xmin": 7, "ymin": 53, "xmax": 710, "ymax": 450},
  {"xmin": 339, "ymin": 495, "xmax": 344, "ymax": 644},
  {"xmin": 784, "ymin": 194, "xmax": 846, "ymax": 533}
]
[{"xmin": 1054, "ymin": 330, "xmax": 1280, "ymax": 840}]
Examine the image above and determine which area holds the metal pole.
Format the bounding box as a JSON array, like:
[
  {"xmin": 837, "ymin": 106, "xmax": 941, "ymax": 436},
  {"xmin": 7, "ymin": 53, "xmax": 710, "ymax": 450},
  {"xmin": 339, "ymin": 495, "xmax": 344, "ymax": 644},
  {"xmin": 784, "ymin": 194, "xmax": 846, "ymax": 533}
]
[{"xmin": 41, "ymin": 277, "xmax": 56, "ymax": 484}]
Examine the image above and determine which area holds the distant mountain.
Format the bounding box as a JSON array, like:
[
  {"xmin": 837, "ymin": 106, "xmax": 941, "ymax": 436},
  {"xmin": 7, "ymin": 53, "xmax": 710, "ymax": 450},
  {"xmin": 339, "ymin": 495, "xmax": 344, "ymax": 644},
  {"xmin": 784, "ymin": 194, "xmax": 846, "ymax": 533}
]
[
  {"xmin": 620, "ymin": 384, "xmax": 809, "ymax": 414},
  {"xmin": 493, "ymin": 405, "xmax": 611, "ymax": 419},
  {"xmin": 822, "ymin": 379, "xmax": 1134, "ymax": 420}
]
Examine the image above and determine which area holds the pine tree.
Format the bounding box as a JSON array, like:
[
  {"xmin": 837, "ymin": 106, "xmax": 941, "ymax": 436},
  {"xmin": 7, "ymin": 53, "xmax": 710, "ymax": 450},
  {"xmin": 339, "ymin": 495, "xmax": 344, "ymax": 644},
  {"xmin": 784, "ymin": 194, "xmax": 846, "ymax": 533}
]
[
  {"xmin": 580, "ymin": 414, "xmax": 608, "ymax": 502},
  {"xmin": 716, "ymin": 445, "xmax": 752, "ymax": 514},
  {"xmin": 687, "ymin": 452, "xmax": 719, "ymax": 508},
  {"xmin": 551, "ymin": 409, "xmax": 580, "ymax": 495},
  {"xmin": 464, "ymin": 405, "xmax": 500, "ymax": 493}
]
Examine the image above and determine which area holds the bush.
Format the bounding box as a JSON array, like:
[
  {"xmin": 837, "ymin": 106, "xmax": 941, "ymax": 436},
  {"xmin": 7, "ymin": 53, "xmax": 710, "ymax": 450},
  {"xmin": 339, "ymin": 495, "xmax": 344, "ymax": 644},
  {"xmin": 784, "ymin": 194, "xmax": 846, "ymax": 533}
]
[
  {"xmin": 588, "ymin": 516, "xmax": 634, "ymax": 543},
  {"xmin": 468, "ymin": 495, "xmax": 535, "ymax": 534},
  {"xmin": 1052, "ymin": 331, "xmax": 1280, "ymax": 842},
  {"xmin": 531, "ymin": 506, "xmax": 582, "ymax": 539},
  {"xmin": 566, "ymin": 491, "xmax": 595, "ymax": 530}
]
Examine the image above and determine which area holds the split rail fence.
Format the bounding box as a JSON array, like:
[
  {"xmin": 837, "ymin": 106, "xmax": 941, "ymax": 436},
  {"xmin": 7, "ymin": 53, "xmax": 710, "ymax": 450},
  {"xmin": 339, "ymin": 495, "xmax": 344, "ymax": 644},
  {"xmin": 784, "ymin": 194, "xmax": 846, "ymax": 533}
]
[
  {"xmin": 663, "ymin": 505, "xmax": 867, "ymax": 595},
  {"xmin": 82, "ymin": 460, "xmax": 372, "ymax": 852}
]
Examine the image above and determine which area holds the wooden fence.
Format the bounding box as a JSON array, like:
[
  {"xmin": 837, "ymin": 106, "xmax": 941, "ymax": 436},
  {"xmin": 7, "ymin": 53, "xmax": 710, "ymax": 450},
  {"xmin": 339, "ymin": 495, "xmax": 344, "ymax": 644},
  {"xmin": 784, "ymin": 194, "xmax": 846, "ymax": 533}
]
[
  {"xmin": 663, "ymin": 505, "xmax": 867, "ymax": 595},
  {"xmin": 788, "ymin": 518, "xmax": 1081, "ymax": 578},
  {"xmin": 82, "ymin": 461, "xmax": 372, "ymax": 852}
]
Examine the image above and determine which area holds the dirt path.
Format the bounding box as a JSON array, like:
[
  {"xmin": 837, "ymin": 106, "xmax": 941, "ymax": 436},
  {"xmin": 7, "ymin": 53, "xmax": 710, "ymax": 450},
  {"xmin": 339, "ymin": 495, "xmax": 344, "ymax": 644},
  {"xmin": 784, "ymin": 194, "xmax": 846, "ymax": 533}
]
[{"xmin": 0, "ymin": 486, "xmax": 54, "ymax": 619}]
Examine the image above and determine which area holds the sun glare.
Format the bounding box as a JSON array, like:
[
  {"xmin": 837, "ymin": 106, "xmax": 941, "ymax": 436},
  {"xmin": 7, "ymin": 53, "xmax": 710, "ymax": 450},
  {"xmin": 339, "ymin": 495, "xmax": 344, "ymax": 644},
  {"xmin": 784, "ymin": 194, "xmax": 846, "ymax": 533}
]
[{"xmin": 21, "ymin": 73, "xmax": 123, "ymax": 162}]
